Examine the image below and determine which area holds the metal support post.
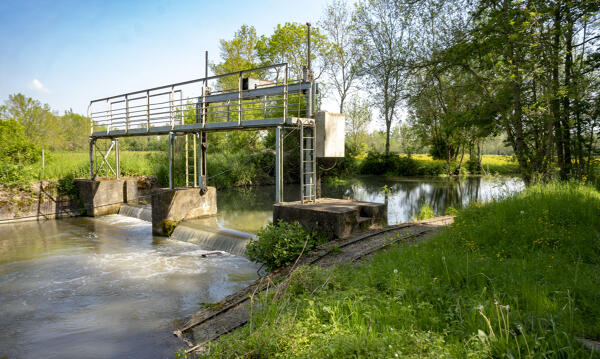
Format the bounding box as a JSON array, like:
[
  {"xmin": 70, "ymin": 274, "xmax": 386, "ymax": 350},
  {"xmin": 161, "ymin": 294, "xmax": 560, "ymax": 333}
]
[
  {"xmin": 168, "ymin": 133, "xmax": 174, "ymax": 189},
  {"xmin": 125, "ymin": 95, "xmax": 129, "ymax": 133},
  {"xmin": 238, "ymin": 72, "xmax": 242, "ymax": 125},
  {"xmin": 196, "ymin": 133, "xmax": 204, "ymax": 188},
  {"xmin": 114, "ymin": 138, "xmax": 120, "ymax": 179},
  {"xmin": 89, "ymin": 137, "xmax": 95, "ymax": 180},
  {"xmin": 300, "ymin": 123, "xmax": 304, "ymax": 203},
  {"xmin": 146, "ymin": 90, "xmax": 150, "ymax": 131},
  {"xmin": 275, "ymin": 126, "xmax": 283, "ymax": 203}
]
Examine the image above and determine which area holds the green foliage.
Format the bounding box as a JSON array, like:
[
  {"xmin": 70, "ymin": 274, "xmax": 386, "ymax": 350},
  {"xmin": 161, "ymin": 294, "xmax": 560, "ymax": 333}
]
[
  {"xmin": 444, "ymin": 206, "xmax": 459, "ymax": 216},
  {"xmin": 0, "ymin": 119, "xmax": 41, "ymax": 187},
  {"xmin": 0, "ymin": 119, "xmax": 40, "ymax": 164},
  {"xmin": 56, "ymin": 172, "xmax": 78, "ymax": 197},
  {"xmin": 359, "ymin": 152, "xmax": 444, "ymax": 177},
  {"xmin": 203, "ymin": 184, "xmax": 600, "ymax": 358},
  {"xmin": 414, "ymin": 203, "xmax": 434, "ymax": 221},
  {"xmin": 246, "ymin": 220, "xmax": 325, "ymax": 272}
]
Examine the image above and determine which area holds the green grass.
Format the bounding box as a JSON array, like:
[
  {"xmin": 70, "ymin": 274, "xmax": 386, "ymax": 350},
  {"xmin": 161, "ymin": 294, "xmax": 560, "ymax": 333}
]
[
  {"xmin": 38, "ymin": 151, "xmax": 160, "ymax": 181},
  {"xmin": 198, "ymin": 183, "xmax": 600, "ymax": 358}
]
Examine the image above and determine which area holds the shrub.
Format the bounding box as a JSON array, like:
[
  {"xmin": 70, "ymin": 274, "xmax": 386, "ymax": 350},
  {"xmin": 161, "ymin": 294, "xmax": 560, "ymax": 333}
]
[
  {"xmin": 414, "ymin": 203, "xmax": 435, "ymax": 220},
  {"xmin": 246, "ymin": 220, "xmax": 326, "ymax": 271}
]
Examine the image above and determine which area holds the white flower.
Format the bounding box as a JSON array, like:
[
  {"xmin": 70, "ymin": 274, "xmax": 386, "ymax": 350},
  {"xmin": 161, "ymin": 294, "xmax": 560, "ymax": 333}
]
[
  {"xmin": 476, "ymin": 304, "xmax": 484, "ymax": 311},
  {"xmin": 393, "ymin": 269, "xmax": 398, "ymax": 274},
  {"xmin": 395, "ymin": 353, "xmax": 399, "ymax": 357},
  {"xmin": 389, "ymin": 345, "xmax": 392, "ymax": 349},
  {"xmin": 520, "ymin": 210, "xmax": 524, "ymax": 215}
]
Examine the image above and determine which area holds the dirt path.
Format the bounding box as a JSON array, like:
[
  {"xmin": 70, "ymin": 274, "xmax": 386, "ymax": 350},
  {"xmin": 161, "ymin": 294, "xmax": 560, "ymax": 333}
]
[{"xmin": 174, "ymin": 216, "xmax": 454, "ymax": 353}]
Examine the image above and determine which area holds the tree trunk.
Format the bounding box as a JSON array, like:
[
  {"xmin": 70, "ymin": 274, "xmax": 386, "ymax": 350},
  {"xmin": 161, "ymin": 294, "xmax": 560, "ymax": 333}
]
[{"xmin": 561, "ymin": 9, "xmax": 574, "ymax": 179}]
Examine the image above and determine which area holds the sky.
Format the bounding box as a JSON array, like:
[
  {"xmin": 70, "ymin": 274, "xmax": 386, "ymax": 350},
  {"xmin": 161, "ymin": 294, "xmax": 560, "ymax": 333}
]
[{"xmin": 0, "ymin": 0, "xmax": 333, "ymax": 115}]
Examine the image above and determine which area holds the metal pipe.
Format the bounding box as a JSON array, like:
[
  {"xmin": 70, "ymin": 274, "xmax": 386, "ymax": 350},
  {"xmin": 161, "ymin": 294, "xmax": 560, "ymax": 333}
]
[
  {"xmin": 115, "ymin": 138, "xmax": 120, "ymax": 179},
  {"xmin": 168, "ymin": 133, "xmax": 174, "ymax": 189},
  {"xmin": 89, "ymin": 138, "xmax": 95, "ymax": 179},
  {"xmin": 300, "ymin": 121, "xmax": 304, "ymax": 204},
  {"xmin": 146, "ymin": 90, "xmax": 150, "ymax": 131},
  {"xmin": 125, "ymin": 95, "xmax": 129, "ymax": 133},
  {"xmin": 284, "ymin": 65, "xmax": 288, "ymax": 121},
  {"xmin": 90, "ymin": 62, "xmax": 288, "ymax": 103},
  {"xmin": 307, "ymin": 22, "xmax": 311, "ymax": 74},
  {"xmin": 238, "ymin": 73, "xmax": 242, "ymax": 125},
  {"xmin": 275, "ymin": 126, "xmax": 283, "ymax": 203}
]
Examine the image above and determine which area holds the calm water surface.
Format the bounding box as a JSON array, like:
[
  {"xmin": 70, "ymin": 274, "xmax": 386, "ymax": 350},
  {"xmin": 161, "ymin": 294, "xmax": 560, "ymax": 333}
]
[
  {"xmin": 217, "ymin": 176, "xmax": 524, "ymax": 233},
  {"xmin": 0, "ymin": 176, "xmax": 523, "ymax": 358}
]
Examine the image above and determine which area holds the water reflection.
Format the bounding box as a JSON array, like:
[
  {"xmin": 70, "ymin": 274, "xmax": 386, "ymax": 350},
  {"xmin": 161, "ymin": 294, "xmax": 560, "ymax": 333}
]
[{"xmin": 216, "ymin": 176, "xmax": 524, "ymax": 232}]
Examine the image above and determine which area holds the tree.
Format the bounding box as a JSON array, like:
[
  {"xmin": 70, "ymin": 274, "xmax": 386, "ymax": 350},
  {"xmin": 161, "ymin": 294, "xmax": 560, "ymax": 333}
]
[
  {"xmin": 320, "ymin": 0, "xmax": 362, "ymax": 113},
  {"xmin": 353, "ymin": 0, "xmax": 416, "ymax": 155},
  {"xmin": 396, "ymin": 123, "xmax": 422, "ymax": 158},
  {"xmin": 211, "ymin": 25, "xmax": 260, "ymax": 91},
  {"xmin": 257, "ymin": 22, "xmax": 329, "ymax": 81},
  {"xmin": 344, "ymin": 95, "xmax": 371, "ymax": 153}
]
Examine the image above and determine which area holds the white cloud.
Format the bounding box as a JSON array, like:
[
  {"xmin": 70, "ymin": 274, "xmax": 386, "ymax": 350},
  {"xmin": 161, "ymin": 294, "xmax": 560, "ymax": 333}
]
[{"xmin": 31, "ymin": 79, "xmax": 50, "ymax": 93}]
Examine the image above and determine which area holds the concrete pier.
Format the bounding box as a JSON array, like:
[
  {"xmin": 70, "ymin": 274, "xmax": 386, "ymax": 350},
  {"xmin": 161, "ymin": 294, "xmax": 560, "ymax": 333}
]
[
  {"xmin": 75, "ymin": 179, "xmax": 126, "ymax": 216},
  {"xmin": 151, "ymin": 187, "xmax": 217, "ymax": 236},
  {"xmin": 273, "ymin": 198, "xmax": 387, "ymax": 239}
]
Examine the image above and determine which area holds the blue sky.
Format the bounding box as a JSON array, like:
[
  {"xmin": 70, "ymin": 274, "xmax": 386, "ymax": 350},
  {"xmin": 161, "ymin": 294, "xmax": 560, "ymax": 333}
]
[{"xmin": 0, "ymin": 0, "xmax": 331, "ymax": 115}]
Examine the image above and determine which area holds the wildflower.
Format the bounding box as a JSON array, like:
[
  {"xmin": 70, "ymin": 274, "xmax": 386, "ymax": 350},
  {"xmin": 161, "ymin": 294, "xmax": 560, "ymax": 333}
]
[
  {"xmin": 520, "ymin": 210, "xmax": 524, "ymax": 215},
  {"xmin": 476, "ymin": 304, "xmax": 484, "ymax": 311},
  {"xmin": 389, "ymin": 345, "xmax": 392, "ymax": 349},
  {"xmin": 393, "ymin": 269, "xmax": 398, "ymax": 274},
  {"xmin": 395, "ymin": 354, "xmax": 399, "ymax": 358},
  {"xmin": 433, "ymin": 276, "xmax": 439, "ymax": 281}
]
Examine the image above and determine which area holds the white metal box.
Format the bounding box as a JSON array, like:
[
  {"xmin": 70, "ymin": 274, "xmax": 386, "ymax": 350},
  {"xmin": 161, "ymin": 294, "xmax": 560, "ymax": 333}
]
[{"xmin": 315, "ymin": 112, "xmax": 345, "ymax": 158}]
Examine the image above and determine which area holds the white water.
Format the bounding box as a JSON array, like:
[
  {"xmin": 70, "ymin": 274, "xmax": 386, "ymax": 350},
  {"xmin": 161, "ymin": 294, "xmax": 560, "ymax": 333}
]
[
  {"xmin": 0, "ymin": 215, "xmax": 259, "ymax": 358},
  {"xmin": 171, "ymin": 217, "xmax": 255, "ymax": 257},
  {"xmin": 118, "ymin": 204, "xmax": 152, "ymax": 222}
]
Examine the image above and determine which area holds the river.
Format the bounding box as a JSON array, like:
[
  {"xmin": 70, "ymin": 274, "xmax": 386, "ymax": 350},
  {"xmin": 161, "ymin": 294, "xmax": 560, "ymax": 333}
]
[{"xmin": 0, "ymin": 176, "xmax": 523, "ymax": 358}]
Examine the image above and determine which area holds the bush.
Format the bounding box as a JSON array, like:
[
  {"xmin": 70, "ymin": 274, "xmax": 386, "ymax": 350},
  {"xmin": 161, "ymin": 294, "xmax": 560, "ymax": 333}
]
[
  {"xmin": 246, "ymin": 220, "xmax": 326, "ymax": 271},
  {"xmin": 414, "ymin": 203, "xmax": 435, "ymax": 220}
]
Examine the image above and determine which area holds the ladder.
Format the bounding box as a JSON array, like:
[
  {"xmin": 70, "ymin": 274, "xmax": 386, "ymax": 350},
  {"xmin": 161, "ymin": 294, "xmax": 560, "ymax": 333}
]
[
  {"xmin": 300, "ymin": 121, "xmax": 316, "ymax": 203},
  {"xmin": 185, "ymin": 133, "xmax": 197, "ymax": 187}
]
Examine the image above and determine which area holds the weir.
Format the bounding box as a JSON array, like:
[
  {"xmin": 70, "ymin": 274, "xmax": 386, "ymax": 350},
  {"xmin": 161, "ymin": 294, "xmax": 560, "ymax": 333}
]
[
  {"xmin": 119, "ymin": 204, "xmax": 152, "ymax": 222},
  {"xmin": 79, "ymin": 29, "xmax": 386, "ymax": 243},
  {"xmin": 170, "ymin": 218, "xmax": 255, "ymax": 257}
]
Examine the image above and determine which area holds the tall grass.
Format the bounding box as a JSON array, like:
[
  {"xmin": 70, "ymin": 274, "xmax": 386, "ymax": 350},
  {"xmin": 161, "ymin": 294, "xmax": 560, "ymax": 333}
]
[
  {"xmin": 39, "ymin": 151, "xmax": 159, "ymax": 181},
  {"xmin": 199, "ymin": 183, "xmax": 600, "ymax": 358}
]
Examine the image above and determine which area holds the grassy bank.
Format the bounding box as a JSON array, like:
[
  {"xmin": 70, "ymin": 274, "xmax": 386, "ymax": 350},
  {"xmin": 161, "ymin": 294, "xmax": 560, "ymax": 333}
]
[
  {"xmin": 199, "ymin": 184, "xmax": 600, "ymax": 358},
  {"xmin": 2, "ymin": 149, "xmax": 274, "ymax": 190}
]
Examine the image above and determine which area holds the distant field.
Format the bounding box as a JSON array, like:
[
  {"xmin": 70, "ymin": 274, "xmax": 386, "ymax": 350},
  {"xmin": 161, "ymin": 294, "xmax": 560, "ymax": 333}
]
[{"xmin": 38, "ymin": 151, "xmax": 160, "ymax": 180}]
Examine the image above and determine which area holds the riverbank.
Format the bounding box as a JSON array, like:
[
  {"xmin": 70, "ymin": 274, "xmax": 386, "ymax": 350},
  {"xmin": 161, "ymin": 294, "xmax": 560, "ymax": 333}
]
[
  {"xmin": 327, "ymin": 152, "xmax": 520, "ymax": 180},
  {"xmin": 196, "ymin": 183, "xmax": 600, "ymax": 358}
]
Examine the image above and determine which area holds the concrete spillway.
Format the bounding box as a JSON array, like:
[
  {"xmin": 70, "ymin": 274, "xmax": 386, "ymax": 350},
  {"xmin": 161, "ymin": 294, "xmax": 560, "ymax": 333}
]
[
  {"xmin": 118, "ymin": 204, "xmax": 152, "ymax": 222},
  {"xmin": 170, "ymin": 218, "xmax": 255, "ymax": 257}
]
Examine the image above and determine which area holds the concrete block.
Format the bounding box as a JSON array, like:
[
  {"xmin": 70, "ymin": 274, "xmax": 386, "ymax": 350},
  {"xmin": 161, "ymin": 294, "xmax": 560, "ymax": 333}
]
[
  {"xmin": 315, "ymin": 112, "xmax": 345, "ymax": 158},
  {"xmin": 123, "ymin": 179, "xmax": 138, "ymax": 204},
  {"xmin": 74, "ymin": 179, "xmax": 125, "ymax": 216},
  {"xmin": 151, "ymin": 187, "xmax": 217, "ymax": 236},
  {"xmin": 273, "ymin": 198, "xmax": 387, "ymax": 239}
]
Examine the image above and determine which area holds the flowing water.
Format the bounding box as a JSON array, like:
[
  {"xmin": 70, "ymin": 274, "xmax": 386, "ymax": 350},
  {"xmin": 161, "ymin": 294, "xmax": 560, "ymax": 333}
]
[
  {"xmin": 0, "ymin": 176, "xmax": 523, "ymax": 358},
  {"xmin": 0, "ymin": 216, "xmax": 258, "ymax": 358}
]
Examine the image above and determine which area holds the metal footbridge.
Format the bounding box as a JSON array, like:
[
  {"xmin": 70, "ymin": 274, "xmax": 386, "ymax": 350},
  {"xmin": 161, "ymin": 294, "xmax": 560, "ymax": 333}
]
[{"xmin": 87, "ymin": 62, "xmax": 318, "ymax": 203}]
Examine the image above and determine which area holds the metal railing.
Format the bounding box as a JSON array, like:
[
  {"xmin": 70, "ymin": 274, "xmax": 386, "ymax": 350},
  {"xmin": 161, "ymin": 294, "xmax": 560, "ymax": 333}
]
[{"xmin": 88, "ymin": 63, "xmax": 313, "ymax": 136}]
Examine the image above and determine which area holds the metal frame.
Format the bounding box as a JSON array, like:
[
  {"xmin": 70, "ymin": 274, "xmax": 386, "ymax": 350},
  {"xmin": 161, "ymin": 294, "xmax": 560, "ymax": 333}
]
[{"xmin": 87, "ymin": 62, "xmax": 317, "ymax": 203}]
